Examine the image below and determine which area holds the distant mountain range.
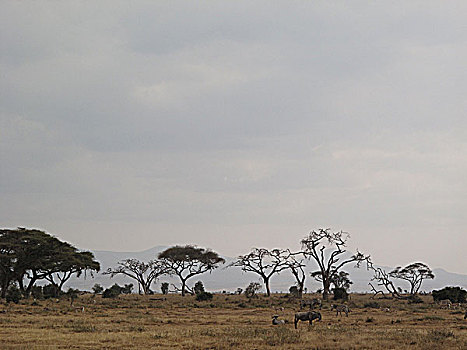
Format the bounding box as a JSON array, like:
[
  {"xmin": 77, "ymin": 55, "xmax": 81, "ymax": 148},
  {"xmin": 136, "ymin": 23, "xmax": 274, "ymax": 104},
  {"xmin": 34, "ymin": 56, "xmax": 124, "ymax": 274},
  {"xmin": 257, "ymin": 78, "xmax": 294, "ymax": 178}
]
[{"xmin": 65, "ymin": 246, "xmax": 467, "ymax": 294}]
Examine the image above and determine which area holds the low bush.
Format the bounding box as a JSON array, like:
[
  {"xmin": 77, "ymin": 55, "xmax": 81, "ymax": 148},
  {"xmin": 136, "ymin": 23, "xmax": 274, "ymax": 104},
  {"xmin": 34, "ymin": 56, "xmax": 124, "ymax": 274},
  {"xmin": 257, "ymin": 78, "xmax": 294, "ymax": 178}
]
[
  {"xmin": 432, "ymin": 286, "xmax": 467, "ymax": 303},
  {"xmin": 333, "ymin": 287, "xmax": 348, "ymax": 301},
  {"xmin": 43, "ymin": 284, "xmax": 60, "ymax": 299},
  {"xmin": 6, "ymin": 285, "xmax": 22, "ymax": 304},
  {"xmin": 103, "ymin": 284, "xmax": 123, "ymax": 299},
  {"xmin": 196, "ymin": 291, "xmax": 213, "ymax": 301},
  {"xmin": 31, "ymin": 285, "xmax": 43, "ymax": 300}
]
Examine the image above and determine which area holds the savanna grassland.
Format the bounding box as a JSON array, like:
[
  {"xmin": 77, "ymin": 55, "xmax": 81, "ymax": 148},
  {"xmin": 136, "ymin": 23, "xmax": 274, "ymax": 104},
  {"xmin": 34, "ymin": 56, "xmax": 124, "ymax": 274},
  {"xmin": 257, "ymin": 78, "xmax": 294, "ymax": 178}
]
[{"xmin": 0, "ymin": 293, "xmax": 466, "ymax": 349}]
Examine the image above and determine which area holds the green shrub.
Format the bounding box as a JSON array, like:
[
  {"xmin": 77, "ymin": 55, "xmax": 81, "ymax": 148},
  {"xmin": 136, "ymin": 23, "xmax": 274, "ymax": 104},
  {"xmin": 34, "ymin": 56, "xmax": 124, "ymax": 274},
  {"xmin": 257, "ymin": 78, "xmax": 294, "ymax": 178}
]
[
  {"xmin": 6, "ymin": 284, "xmax": 22, "ymax": 304},
  {"xmin": 196, "ymin": 291, "xmax": 213, "ymax": 301},
  {"xmin": 31, "ymin": 285, "xmax": 43, "ymax": 300},
  {"xmin": 432, "ymin": 286, "xmax": 466, "ymax": 303},
  {"xmin": 121, "ymin": 283, "xmax": 133, "ymax": 294},
  {"xmin": 289, "ymin": 286, "xmax": 300, "ymax": 298},
  {"xmin": 92, "ymin": 284, "xmax": 103, "ymax": 295},
  {"xmin": 333, "ymin": 287, "xmax": 348, "ymax": 301},
  {"xmin": 103, "ymin": 283, "xmax": 123, "ymax": 299},
  {"xmin": 245, "ymin": 282, "xmax": 261, "ymax": 299},
  {"xmin": 43, "ymin": 284, "xmax": 60, "ymax": 299},
  {"xmin": 194, "ymin": 281, "xmax": 205, "ymax": 295}
]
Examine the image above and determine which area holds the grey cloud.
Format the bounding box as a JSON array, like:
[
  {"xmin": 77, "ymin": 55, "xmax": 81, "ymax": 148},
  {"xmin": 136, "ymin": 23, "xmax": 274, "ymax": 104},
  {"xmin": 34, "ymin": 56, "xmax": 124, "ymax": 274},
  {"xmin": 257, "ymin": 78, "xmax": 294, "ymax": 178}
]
[{"xmin": 1, "ymin": 1, "xmax": 466, "ymax": 273}]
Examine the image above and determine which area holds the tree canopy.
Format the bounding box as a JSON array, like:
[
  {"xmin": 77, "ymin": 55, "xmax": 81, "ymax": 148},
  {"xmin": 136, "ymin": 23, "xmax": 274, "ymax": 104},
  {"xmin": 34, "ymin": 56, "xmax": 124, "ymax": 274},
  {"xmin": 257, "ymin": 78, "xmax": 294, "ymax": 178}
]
[
  {"xmin": 229, "ymin": 248, "xmax": 291, "ymax": 297},
  {"xmin": 389, "ymin": 262, "xmax": 434, "ymax": 296},
  {"xmin": 158, "ymin": 245, "xmax": 224, "ymax": 296},
  {"xmin": 0, "ymin": 228, "xmax": 99, "ymax": 297}
]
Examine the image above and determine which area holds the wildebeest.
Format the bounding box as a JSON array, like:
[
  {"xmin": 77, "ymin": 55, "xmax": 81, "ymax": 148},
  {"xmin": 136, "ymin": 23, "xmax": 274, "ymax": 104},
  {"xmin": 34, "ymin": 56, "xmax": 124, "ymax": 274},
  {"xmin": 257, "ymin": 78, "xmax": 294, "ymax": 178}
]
[
  {"xmin": 294, "ymin": 311, "xmax": 321, "ymax": 329},
  {"xmin": 272, "ymin": 315, "xmax": 287, "ymax": 325},
  {"xmin": 300, "ymin": 298, "xmax": 322, "ymax": 310},
  {"xmin": 331, "ymin": 304, "xmax": 350, "ymax": 317}
]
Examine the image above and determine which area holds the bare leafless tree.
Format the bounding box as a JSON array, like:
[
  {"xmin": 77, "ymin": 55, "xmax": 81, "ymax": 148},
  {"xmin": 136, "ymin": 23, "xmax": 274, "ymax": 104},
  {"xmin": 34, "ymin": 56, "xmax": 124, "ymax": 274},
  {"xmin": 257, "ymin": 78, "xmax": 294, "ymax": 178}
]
[
  {"xmin": 285, "ymin": 251, "xmax": 307, "ymax": 298},
  {"xmin": 301, "ymin": 228, "xmax": 368, "ymax": 300},
  {"xmin": 367, "ymin": 259, "xmax": 402, "ymax": 299},
  {"xmin": 229, "ymin": 248, "xmax": 291, "ymax": 297},
  {"xmin": 104, "ymin": 259, "xmax": 167, "ymax": 295}
]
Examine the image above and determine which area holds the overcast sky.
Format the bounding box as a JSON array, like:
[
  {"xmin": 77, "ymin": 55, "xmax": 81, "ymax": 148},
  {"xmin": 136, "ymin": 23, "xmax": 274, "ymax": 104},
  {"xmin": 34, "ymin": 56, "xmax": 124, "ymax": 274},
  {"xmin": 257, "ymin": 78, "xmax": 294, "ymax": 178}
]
[{"xmin": 1, "ymin": 1, "xmax": 466, "ymax": 273}]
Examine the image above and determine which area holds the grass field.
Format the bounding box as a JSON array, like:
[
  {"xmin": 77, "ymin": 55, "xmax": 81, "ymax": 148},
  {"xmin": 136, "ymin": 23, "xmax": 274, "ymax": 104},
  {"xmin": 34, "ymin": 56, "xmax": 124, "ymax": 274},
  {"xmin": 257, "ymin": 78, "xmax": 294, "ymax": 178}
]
[{"xmin": 1, "ymin": 293, "xmax": 466, "ymax": 349}]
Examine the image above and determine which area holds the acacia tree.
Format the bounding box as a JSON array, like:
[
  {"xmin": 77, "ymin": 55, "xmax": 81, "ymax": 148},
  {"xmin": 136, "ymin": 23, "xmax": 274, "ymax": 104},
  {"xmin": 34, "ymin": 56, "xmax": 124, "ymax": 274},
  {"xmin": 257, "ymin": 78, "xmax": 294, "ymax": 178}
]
[
  {"xmin": 230, "ymin": 248, "xmax": 291, "ymax": 297},
  {"xmin": 0, "ymin": 228, "xmax": 100, "ymax": 298},
  {"xmin": 104, "ymin": 259, "xmax": 167, "ymax": 294},
  {"xmin": 301, "ymin": 229, "xmax": 368, "ymax": 300},
  {"xmin": 389, "ymin": 262, "xmax": 434, "ymax": 296},
  {"xmin": 330, "ymin": 271, "xmax": 352, "ymax": 290},
  {"xmin": 285, "ymin": 251, "xmax": 307, "ymax": 298},
  {"xmin": 43, "ymin": 245, "xmax": 100, "ymax": 294},
  {"xmin": 158, "ymin": 245, "xmax": 225, "ymax": 296},
  {"xmin": 0, "ymin": 229, "xmax": 18, "ymax": 298}
]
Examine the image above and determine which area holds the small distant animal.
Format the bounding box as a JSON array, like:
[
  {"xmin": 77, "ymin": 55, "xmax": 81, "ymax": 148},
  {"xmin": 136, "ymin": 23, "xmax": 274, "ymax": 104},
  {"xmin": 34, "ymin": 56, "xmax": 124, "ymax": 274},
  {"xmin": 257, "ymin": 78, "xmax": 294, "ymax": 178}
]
[
  {"xmin": 331, "ymin": 304, "xmax": 350, "ymax": 317},
  {"xmin": 300, "ymin": 298, "xmax": 322, "ymax": 310},
  {"xmin": 74, "ymin": 306, "xmax": 85, "ymax": 313},
  {"xmin": 464, "ymin": 310, "xmax": 466, "ymax": 320},
  {"xmin": 271, "ymin": 315, "xmax": 287, "ymax": 325},
  {"xmin": 439, "ymin": 299, "xmax": 452, "ymax": 309},
  {"xmin": 294, "ymin": 311, "xmax": 322, "ymax": 329}
]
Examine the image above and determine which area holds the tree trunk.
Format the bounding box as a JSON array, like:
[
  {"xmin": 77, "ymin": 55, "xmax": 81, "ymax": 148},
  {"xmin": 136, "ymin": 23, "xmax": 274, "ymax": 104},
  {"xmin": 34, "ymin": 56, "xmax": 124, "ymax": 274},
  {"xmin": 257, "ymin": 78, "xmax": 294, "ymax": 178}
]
[
  {"xmin": 322, "ymin": 279, "xmax": 331, "ymax": 300},
  {"xmin": 264, "ymin": 277, "xmax": 271, "ymax": 297},
  {"xmin": 181, "ymin": 279, "xmax": 186, "ymax": 297},
  {"xmin": 297, "ymin": 283, "xmax": 304, "ymax": 299},
  {"xmin": 0, "ymin": 281, "xmax": 7, "ymax": 298}
]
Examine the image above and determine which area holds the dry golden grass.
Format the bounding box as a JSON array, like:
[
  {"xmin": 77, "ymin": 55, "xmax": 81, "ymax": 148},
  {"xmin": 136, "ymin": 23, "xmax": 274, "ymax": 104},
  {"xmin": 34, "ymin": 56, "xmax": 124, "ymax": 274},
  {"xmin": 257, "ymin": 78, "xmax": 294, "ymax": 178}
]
[{"xmin": 0, "ymin": 293, "xmax": 466, "ymax": 349}]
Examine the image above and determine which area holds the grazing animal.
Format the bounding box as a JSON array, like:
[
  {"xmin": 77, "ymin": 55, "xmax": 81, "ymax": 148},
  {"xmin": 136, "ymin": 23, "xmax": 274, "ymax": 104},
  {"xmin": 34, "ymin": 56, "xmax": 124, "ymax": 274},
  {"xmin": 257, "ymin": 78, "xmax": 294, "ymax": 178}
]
[
  {"xmin": 331, "ymin": 304, "xmax": 350, "ymax": 317},
  {"xmin": 272, "ymin": 315, "xmax": 287, "ymax": 325},
  {"xmin": 439, "ymin": 299, "xmax": 452, "ymax": 309},
  {"xmin": 300, "ymin": 298, "xmax": 322, "ymax": 310},
  {"xmin": 294, "ymin": 311, "xmax": 322, "ymax": 329},
  {"xmin": 464, "ymin": 310, "xmax": 467, "ymax": 320}
]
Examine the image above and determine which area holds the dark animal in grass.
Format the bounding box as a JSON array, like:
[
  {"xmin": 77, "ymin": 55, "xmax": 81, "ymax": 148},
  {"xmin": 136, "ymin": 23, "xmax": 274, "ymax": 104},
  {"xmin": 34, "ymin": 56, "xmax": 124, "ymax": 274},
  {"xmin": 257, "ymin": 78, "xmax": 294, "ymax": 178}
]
[{"xmin": 294, "ymin": 311, "xmax": 322, "ymax": 329}]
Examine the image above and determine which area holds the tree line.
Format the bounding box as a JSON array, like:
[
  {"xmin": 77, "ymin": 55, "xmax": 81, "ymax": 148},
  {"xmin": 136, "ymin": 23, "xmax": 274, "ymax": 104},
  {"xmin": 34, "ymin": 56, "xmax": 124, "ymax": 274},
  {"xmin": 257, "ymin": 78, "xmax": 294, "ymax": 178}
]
[
  {"xmin": 1, "ymin": 227, "xmax": 438, "ymax": 301},
  {"xmin": 0, "ymin": 228, "xmax": 100, "ymax": 299}
]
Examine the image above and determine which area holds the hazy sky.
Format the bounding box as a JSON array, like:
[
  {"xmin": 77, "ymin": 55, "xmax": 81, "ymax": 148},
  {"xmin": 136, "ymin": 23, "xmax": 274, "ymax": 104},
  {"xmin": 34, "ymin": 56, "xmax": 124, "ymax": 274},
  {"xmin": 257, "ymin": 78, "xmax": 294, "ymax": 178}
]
[{"xmin": 1, "ymin": 1, "xmax": 466, "ymax": 273}]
